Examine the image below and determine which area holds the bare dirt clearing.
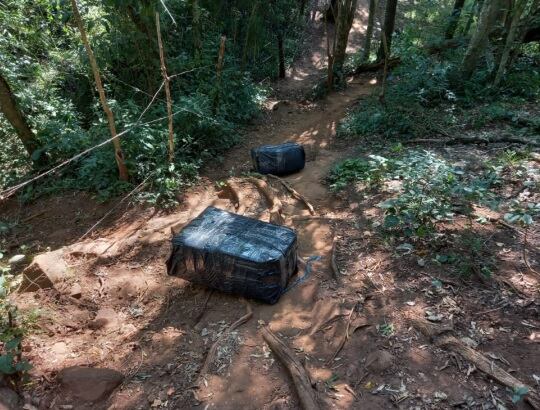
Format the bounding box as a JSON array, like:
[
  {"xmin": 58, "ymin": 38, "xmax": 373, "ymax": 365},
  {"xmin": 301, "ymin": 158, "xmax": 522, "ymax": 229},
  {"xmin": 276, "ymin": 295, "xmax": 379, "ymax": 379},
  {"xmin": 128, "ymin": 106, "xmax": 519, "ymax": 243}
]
[{"xmin": 1, "ymin": 3, "xmax": 539, "ymax": 410}]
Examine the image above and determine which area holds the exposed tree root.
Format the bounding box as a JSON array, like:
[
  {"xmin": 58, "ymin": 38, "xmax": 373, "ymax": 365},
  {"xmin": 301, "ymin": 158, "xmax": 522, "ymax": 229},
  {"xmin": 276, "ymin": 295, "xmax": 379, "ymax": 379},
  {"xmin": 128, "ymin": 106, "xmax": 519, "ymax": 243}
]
[
  {"xmin": 291, "ymin": 215, "xmax": 342, "ymax": 222},
  {"xmin": 225, "ymin": 179, "xmax": 246, "ymax": 215},
  {"xmin": 351, "ymin": 57, "xmax": 401, "ymax": 74},
  {"xmin": 405, "ymin": 136, "xmax": 540, "ymax": 147},
  {"xmin": 409, "ymin": 316, "xmax": 540, "ymax": 410},
  {"xmin": 261, "ymin": 327, "xmax": 321, "ymax": 410},
  {"xmin": 327, "ymin": 302, "xmax": 369, "ymax": 364},
  {"xmin": 330, "ymin": 235, "xmax": 340, "ymax": 281},
  {"xmin": 267, "ymin": 174, "xmax": 315, "ymax": 215},
  {"xmin": 247, "ymin": 176, "xmax": 285, "ymax": 225},
  {"xmin": 196, "ymin": 301, "xmax": 252, "ymax": 388},
  {"xmin": 193, "ymin": 289, "xmax": 213, "ymax": 327}
]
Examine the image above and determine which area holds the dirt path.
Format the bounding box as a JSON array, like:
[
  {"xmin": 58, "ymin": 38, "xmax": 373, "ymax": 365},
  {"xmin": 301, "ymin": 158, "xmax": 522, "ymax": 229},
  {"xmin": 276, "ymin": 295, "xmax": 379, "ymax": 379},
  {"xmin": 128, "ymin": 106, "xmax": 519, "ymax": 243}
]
[{"xmin": 4, "ymin": 3, "xmax": 540, "ymax": 410}]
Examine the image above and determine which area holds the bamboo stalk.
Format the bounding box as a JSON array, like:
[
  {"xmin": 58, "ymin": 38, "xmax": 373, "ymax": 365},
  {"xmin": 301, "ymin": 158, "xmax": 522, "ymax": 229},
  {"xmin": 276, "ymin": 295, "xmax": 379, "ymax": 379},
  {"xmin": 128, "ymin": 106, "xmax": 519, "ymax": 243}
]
[
  {"xmin": 155, "ymin": 12, "xmax": 175, "ymax": 163},
  {"xmin": 70, "ymin": 0, "xmax": 129, "ymax": 181}
]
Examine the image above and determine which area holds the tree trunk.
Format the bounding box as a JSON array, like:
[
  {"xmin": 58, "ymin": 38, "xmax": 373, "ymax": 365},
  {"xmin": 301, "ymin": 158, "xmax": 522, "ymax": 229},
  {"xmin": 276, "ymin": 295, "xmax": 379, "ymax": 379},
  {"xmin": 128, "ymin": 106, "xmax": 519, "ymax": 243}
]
[
  {"xmin": 333, "ymin": 0, "xmax": 359, "ymax": 74},
  {"xmin": 277, "ymin": 33, "xmax": 286, "ymax": 79},
  {"xmin": 155, "ymin": 12, "xmax": 175, "ymax": 163},
  {"xmin": 361, "ymin": 0, "xmax": 377, "ymax": 62},
  {"xmin": 376, "ymin": 0, "xmax": 398, "ymax": 62},
  {"xmin": 461, "ymin": 0, "xmax": 482, "ymax": 36},
  {"xmin": 493, "ymin": 0, "xmax": 526, "ymax": 86},
  {"xmin": 70, "ymin": 0, "xmax": 129, "ymax": 181},
  {"xmin": 191, "ymin": 0, "xmax": 202, "ymax": 60},
  {"xmin": 461, "ymin": 0, "xmax": 502, "ymax": 79},
  {"xmin": 445, "ymin": 0, "xmax": 466, "ymax": 39},
  {"xmin": 0, "ymin": 74, "xmax": 44, "ymax": 163},
  {"xmin": 299, "ymin": 0, "xmax": 308, "ymax": 16},
  {"xmin": 325, "ymin": 8, "xmax": 336, "ymax": 91}
]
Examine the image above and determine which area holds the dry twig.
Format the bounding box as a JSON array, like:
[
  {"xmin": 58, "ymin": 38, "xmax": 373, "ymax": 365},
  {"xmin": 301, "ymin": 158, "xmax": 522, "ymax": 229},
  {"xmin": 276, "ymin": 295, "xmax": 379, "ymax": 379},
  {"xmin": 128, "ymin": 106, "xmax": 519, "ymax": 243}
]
[
  {"xmin": 262, "ymin": 327, "xmax": 321, "ymax": 410},
  {"xmin": 247, "ymin": 176, "xmax": 285, "ymax": 224},
  {"xmin": 196, "ymin": 300, "xmax": 252, "ymax": 388},
  {"xmin": 267, "ymin": 174, "xmax": 315, "ymax": 215}
]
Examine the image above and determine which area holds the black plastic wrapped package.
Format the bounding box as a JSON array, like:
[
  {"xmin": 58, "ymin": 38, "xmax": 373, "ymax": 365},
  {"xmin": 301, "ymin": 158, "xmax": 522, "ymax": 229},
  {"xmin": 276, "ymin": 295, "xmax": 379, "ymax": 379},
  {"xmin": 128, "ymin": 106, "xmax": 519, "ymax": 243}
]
[
  {"xmin": 251, "ymin": 142, "xmax": 305, "ymax": 175},
  {"xmin": 166, "ymin": 207, "xmax": 298, "ymax": 304}
]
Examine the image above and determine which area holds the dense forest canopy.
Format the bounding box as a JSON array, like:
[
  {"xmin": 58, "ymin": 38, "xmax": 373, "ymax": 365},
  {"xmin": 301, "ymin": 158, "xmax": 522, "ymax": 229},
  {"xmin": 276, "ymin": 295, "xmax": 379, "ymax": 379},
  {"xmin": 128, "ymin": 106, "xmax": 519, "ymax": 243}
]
[
  {"xmin": 0, "ymin": 0, "xmax": 305, "ymax": 203},
  {"xmin": 0, "ymin": 0, "xmax": 538, "ymax": 205}
]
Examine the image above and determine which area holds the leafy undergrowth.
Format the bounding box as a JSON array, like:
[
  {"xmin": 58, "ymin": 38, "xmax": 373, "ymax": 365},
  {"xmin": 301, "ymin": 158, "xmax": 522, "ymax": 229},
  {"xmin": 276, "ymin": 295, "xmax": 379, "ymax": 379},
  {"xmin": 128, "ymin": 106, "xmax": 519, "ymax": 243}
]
[{"xmin": 328, "ymin": 147, "xmax": 539, "ymax": 279}]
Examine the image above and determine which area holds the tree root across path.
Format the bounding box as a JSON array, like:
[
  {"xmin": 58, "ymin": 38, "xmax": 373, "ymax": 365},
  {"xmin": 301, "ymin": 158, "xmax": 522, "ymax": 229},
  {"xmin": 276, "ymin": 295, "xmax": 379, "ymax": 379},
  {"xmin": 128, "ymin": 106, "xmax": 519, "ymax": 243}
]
[
  {"xmin": 247, "ymin": 176, "xmax": 285, "ymax": 224},
  {"xmin": 266, "ymin": 174, "xmax": 316, "ymax": 215},
  {"xmin": 408, "ymin": 316, "xmax": 540, "ymax": 410},
  {"xmin": 225, "ymin": 179, "xmax": 246, "ymax": 215},
  {"xmin": 194, "ymin": 301, "xmax": 253, "ymax": 391},
  {"xmin": 262, "ymin": 327, "xmax": 321, "ymax": 410}
]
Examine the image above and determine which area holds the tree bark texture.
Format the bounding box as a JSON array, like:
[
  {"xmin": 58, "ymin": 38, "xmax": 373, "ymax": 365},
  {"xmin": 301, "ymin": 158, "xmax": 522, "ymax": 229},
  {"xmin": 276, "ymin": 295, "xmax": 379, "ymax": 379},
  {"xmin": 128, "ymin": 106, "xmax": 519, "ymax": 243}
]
[
  {"xmin": 361, "ymin": 0, "xmax": 377, "ymax": 62},
  {"xmin": 0, "ymin": 74, "xmax": 43, "ymax": 162},
  {"xmin": 333, "ymin": 0, "xmax": 359, "ymax": 73},
  {"xmin": 461, "ymin": 0, "xmax": 502, "ymax": 79},
  {"xmin": 71, "ymin": 0, "xmax": 129, "ymax": 181},
  {"xmin": 376, "ymin": 0, "xmax": 398, "ymax": 61},
  {"xmin": 445, "ymin": 0, "xmax": 466, "ymax": 39}
]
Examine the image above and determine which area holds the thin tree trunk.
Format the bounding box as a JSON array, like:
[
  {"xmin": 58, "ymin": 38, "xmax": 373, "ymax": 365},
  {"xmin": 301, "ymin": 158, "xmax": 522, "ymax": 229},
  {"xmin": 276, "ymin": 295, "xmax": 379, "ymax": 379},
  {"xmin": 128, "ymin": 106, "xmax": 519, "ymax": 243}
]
[
  {"xmin": 461, "ymin": 0, "xmax": 480, "ymax": 35},
  {"xmin": 445, "ymin": 0, "xmax": 466, "ymax": 39},
  {"xmin": 213, "ymin": 35, "xmax": 227, "ymax": 114},
  {"xmin": 191, "ymin": 0, "xmax": 202, "ymax": 60},
  {"xmin": 277, "ymin": 33, "xmax": 286, "ymax": 79},
  {"xmin": 325, "ymin": 9, "xmax": 336, "ymax": 91},
  {"xmin": 461, "ymin": 0, "xmax": 502, "ymax": 79},
  {"xmin": 493, "ymin": 0, "xmax": 526, "ymax": 87},
  {"xmin": 70, "ymin": 0, "xmax": 129, "ymax": 181},
  {"xmin": 0, "ymin": 74, "xmax": 44, "ymax": 163},
  {"xmin": 155, "ymin": 12, "xmax": 174, "ymax": 163},
  {"xmin": 333, "ymin": 0, "xmax": 359, "ymax": 74},
  {"xmin": 376, "ymin": 0, "xmax": 398, "ymax": 62},
  {"xmin": 378, "ymin": 30, "xmax": 389, "ymax": 106},
  {"xmin": 299, "ymin": 0, "xmax": 308, "ymax": 17},
  {"xmin": 361, "ymin": 0, "xmax": 377, "ymax": 62}
]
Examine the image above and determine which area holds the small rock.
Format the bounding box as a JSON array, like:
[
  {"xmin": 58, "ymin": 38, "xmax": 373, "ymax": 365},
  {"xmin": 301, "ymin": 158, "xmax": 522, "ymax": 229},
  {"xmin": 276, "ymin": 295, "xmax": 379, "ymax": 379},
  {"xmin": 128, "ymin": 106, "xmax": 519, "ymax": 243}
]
[
  {"xmin": 88, "ymin": 308, "xmax": 118, "ymax": 330},
  {"xmin": 8, "ymin": 254, "xmax": 26, "ymax": 265},
  {"xmin": 58, "ymin": 366, "xmax": 123, "ymax": 402},
  {"xmin": 434, "ymin": 391, "xmax": 448, "ymax": 401},
  {"xmin": 461, "ymin": 337, "xmax": 479, "ymax": 348},
  {"xmin": 20, "ymin": 249, "xmax": 68, "ymax": 292},
  {"xmin": 365, "ymin": 350, "xmax": 394, "ymax": 374},
  {"xmin": 69, "ymin": 283, "xmax": 82, "ymax": 299},
  {"xmin": 0, "ymin": 387, "xmax": 21, "ymax": 410}
]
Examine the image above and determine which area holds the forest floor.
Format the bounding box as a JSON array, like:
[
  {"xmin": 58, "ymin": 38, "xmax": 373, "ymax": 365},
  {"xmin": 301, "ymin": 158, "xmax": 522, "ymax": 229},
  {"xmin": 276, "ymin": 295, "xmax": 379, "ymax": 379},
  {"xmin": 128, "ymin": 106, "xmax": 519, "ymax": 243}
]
[{"xmin": 1, "ymin": 2, "xmax": 539, "ymax": 410}]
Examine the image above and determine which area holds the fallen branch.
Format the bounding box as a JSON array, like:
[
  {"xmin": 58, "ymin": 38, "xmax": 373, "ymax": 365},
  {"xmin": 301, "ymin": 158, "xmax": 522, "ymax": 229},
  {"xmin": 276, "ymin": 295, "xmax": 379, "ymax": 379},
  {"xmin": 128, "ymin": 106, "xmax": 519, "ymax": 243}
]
[
  {"xmin": 330, "ymin": 235, "xmax": 340, "ymax": 281},
  {"xmin": 405, "ymin": 136, "xmax": 540, "ymax": 147},
  {"xmin": 261, "ymin": 327, "xmax": 321, "ymax": 410},
  {"xmin": 267, "ymin": 174, "xmax": 315, "ymax": 215},
  {"xmin": 409, "ymin": 317, "xmax": 540, "ymax": 409},
  {"xmin": 193, "ymin": 289, "xmax": 213, "ymax": 327},
  {"xmin": 247, "ymin": 176, "xmax": 285, "ymax": 225},
  {"xmin": 291, "ymin": 215, "xmax": 342, "ymax": 222},
  {"xmin": 351, "ymin": 57, "xmax": 401, "ymax": 74},
  {"xmin": 225, "ymin": 179, "xmax": 246, "ymax": 215},
  {"xmin": 197, "ymin": 301, "xmax": 252, "ymax": 387},
  {"xmin": 327, "ymin": 302, "xmax": 369, "ymax": 364}
]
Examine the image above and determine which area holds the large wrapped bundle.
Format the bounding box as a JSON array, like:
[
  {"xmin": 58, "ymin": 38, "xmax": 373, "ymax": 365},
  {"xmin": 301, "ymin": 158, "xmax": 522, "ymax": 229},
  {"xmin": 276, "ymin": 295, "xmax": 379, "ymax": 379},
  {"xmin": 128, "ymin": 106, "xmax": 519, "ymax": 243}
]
[
  {"xmin": 251, "ymin": 142, "xmax": 305, "ymax": 175},
  {"xmin": 166, "ymin": 207, "xmax": 297, "ymax": 304}
]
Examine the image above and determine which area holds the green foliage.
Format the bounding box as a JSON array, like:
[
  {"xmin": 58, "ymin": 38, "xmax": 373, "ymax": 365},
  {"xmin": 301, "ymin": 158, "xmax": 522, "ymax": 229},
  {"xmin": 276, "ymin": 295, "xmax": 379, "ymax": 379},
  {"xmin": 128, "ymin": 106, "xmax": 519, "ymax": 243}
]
[
  {"xmin": 342, "ymin": 0, "xmax": 540, "ymax": 142},
  {"xmin": 504, "ymin": 201, "xmax": 540, "ymax": 227},
  {"xmin": 0, "ymin": 0, "xmax": 303, "ymax": 205},
  {"xmin": 329, "ymin": 150, "xmax": 500, "ymax": 239},
  {"xmin": 511, "ymin": 386, "xmax": 529, "ymax": 404},
  {"xmin": 0, "ymin": 267, "xmax": 33, "ymax": 386}
]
